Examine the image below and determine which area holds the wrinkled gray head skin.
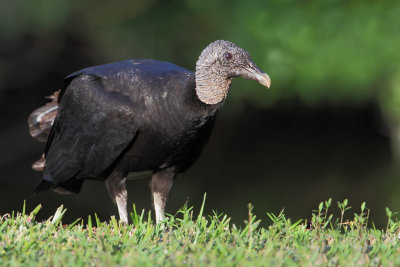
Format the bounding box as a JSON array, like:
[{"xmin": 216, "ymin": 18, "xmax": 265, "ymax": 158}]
[{"xmin": 195, "ymin": 40, "xmax": 271, "ymax": 105}]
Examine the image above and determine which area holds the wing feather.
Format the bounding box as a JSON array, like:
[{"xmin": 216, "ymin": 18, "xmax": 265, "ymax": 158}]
[{"xmin": 43, "ymin": 74, "xmax": 137, "ymax": 185}]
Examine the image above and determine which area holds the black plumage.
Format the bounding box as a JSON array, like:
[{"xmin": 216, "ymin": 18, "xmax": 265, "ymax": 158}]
[{"xmin": 29, "ymin": 40, "xmax": 271, "ymax": 223}]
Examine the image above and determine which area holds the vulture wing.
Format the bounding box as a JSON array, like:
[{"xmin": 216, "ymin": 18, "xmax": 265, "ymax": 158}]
[{"xmin": 40, "ymin": 70, "xmax": 138, "ymax": 191}]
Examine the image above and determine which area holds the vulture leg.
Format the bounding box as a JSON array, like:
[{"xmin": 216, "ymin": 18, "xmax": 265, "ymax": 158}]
[
  {"xmin": 150, "ymin": 168, "xmax": 175, "ymax": 223},
  {"xmin": 105, "ymin": 173, "xmax": 128, "ymax": 224}
]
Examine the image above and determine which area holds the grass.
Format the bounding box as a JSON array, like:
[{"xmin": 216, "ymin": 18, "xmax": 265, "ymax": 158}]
[{"xmin": 1, "ymin": 196, "xmax": 400, "ymax": 266}]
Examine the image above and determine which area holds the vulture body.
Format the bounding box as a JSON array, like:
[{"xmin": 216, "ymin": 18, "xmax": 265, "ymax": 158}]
[{"xmin": 29, "ymin": 40, "xmax": 271, "ymax": 223}]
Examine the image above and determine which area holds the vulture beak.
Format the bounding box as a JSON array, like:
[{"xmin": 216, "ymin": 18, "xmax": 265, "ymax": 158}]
[
  {"xmin": 254, "ymin": 71, "xmax": 271, "ymax": 88},
  {"xmin": 242, "ymin": 63, "xmax": 271, "ymax": 88}
]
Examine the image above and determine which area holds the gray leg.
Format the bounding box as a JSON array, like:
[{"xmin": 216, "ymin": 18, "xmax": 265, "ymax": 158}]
[
  {"xmin": 150, "ymin": 168, "xmax": 175, "ymax": 223},
  {"xmin": 105, "ymin": 174, "xmax": 128, "ymax": 224}
]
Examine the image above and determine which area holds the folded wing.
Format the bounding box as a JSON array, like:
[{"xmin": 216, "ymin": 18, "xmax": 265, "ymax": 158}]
[{"xmin": 38, "ymin": 73, "xmax": 137, "ymax": 192}]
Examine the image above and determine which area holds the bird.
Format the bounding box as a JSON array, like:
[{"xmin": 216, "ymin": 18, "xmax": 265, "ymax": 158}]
[{"xmin": 28, "ymin": 40, "xmax": 271, "ymax": 224}]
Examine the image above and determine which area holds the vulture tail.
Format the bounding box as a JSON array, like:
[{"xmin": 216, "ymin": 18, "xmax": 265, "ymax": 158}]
[
  {"xmin": 28, "ymin": 90, "xmax": 59, "ymax": 171},
  {"xmin": 28, "ymin": 90, "xmax": 59, "ymax": 143},
  {"xmin": 32, "ymin": 154, "xmax": 45, "ymax": 171},
  {"xmin": 32, "ymin": 179, "xmax": 84, "ymax": 196},
  {"xmin": 32, "ymin": 180, "xmax": 56, "ymax": 196}
]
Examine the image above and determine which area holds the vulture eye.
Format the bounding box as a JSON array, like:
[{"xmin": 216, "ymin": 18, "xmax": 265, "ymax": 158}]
[{"xmin": 224, "ymin": 52, "xmax": 232, "ymax": 61}]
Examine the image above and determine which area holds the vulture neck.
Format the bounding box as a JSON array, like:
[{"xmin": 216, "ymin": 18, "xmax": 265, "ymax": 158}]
[{"xmin": 195, "ymin": 64, "xmax": 232, "ymax": 105}]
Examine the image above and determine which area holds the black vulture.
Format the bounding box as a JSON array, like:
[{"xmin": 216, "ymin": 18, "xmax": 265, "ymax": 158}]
[{"xmin": 28, "ymin": 40, "xmax": 271, "ymax": 223}]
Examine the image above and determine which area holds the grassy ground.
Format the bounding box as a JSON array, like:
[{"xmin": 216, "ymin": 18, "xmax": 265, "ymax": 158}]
[{"xmin": 1, "ymin": 196, "xmax": 400, "ymax": 266}]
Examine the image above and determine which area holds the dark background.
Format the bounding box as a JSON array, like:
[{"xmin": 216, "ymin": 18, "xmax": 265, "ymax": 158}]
[{"xmin": 1, "ymin": 0, "xmax": 400, "ymax": 227}]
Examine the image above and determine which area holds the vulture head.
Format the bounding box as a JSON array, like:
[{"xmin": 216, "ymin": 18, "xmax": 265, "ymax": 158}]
[{"xmin": 195, "ymin": 40, "xmax": 271, "ymax": 105}]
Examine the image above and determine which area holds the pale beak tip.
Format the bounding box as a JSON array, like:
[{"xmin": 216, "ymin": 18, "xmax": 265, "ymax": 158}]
[{"xmin": 259, "ymin": 73, "xmax": 271, "ymax": 88}]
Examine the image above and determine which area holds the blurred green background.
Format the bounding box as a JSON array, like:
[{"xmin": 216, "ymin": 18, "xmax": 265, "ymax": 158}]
[{"xmin": 1, "ymin": 0, "xmax": 400, "ymax": 226}]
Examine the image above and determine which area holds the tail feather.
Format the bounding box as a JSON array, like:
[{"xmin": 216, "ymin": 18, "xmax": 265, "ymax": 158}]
[
  {"xmin": 28, "ymin": 90, "xmax": 59, "ymax": 143},
  {"xmin": 32, "ymin": 154, "xmax": 45, "ymax": 171},
  {"xmin": 29, "ymin": 90, "xmax": 60, "ymax": 171},
  {"xmin": 54, "ymin": 180, "xmax": 84, "ymax": 195},
  {"xmin": 30, "ymin": 90, "xmax": 85, "ymax": 196},
  {"xmin": 32, "ymin": 179, "xmax": 84, "ymax": 196},
  {"xmin": 32, "ymin": 180, "xmax": 56, "ymax": 196}
]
